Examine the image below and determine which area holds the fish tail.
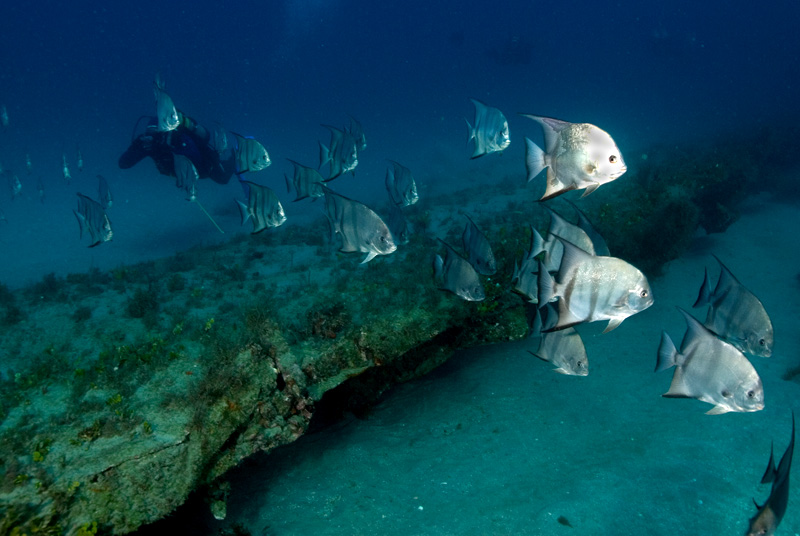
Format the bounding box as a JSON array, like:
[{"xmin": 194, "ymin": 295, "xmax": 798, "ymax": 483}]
[
  {"xmin": 655, "ymin": 331, "xmax": 679, "ymax": 372},
  {"xmin": 236, "ymin": 200, "xmax": 250, "ymax": 226},
  {"xmin": 318, "ymin": 141, "xmax": 330, "ymax": 169},
  {"xmin": 433, "ymin": 254, "xmax": 444, "ymax": 285},
  {"xmin": 692, "ymin": 267, "xmax": 711, "ymax": 308},
  {"xmin": 524, "ymin": 137, "xmax": 546, "ymax": 182},
  {"xmin": 464, "ymin": 117, "xmax": 475, "ymax": 144},
  {"xmin": 536, "ymin": 259, "xmax": 556, "ymax": 305}
]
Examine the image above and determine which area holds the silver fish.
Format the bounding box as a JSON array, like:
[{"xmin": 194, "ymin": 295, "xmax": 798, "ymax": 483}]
[
  {"xmin": 567, "ymin": 200, "xmax": 610, "ymax": 256},
  {"xmin": 540, "ymin": 205, "xmax": 596, "ymax": 273},
  {"xmin": 319, "ymin": 125, "xmax": 358, "ymax": 180},
  {"xmin": 387, "ymin": 204, "xmax": 411, "ymax": 246},
  {"xmin": 9, "ymin": 175, "xmax": 21, "ymax": 200},
  {"xmin": 521, "ymin": 115, "xmax": 626, "ymax": 201},
  {"xmin": 434, "ymin": 239, "xmax": 485, "ymax": 301},
  {"xmin": 62, "ymin": 153, "xmax": 71, "ymax": 184},
  {"xmin": 25, "ymin": 153, "xmax": 32, "ymax": 175},
  {"xmin": 746, "ymin": 413, "xmax": 794, "ymax": 536},
  {"xmin": 237, "ymin": 181, "xmax": 286, "ymax": 234},
  {"xmin": 385, "ymin": 160, "xmax": 418, "ymax": 207},
  {"xmin": 233, "ymin": 133, "xmax": 271, "ymax": 173},
  {"xmin": 693, "ymin": 256, "xmax": 773, "ymax": 357},
  {"xmin": 154, "ymin": 74, "xmax": 180, "ymax": 132},
  {"xmin": 348, "ymin": 116, "xmax": 367, "ymax": 152},
  {"xmin": 73, "ymin": 193, "xmax": 113, "ymax": 247},
  {"xmin": 656, "ymin": 308, "xmax": 763, "ymax": 415},
  {"xmin": 77, "ymin": 145, "xmax": 84, "ymax": 172},
  {"xmin": 527, "ymin": 303, "xmax": 588, "ymax": 376},
  {"xmin": 1, "ymin": 105, "xmax": 8, "ymax": 127},
  {"xmin": 462, "ymin": 215, "xmax": 496, "ymax": 275},
  {"xmin": 512, "ymin": 225, "xmax": 546, "ymax": 303},
  {"xmin": 322, "ymin": 186, "xmax": 395, "ymax": 263},
  {"xmin": 538, "ymin": 237, "xmax": 653, "ymax": 333},
  {"xmin": 466, "ymin": 98, "xmax": 510, "ymax": 158},
  {"xmin": 37, "ymin": 177, "xmax": 44, "ymax": 204},
  {"xmin": 285, "ymin": 159, "xmax": 324, "ymax": 201},
  {"xmin": 173, "ymin": 154, "xmax": 199, "ymax": 201},
  {"xmin": 97, "ymin": 175, "xmax": 113, "ymax": 209}
]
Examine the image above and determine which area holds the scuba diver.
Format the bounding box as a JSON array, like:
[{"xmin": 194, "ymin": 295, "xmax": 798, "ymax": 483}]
[{"xmin": 118, "ymin": 111, "xmax": 271, "ymax": 185}]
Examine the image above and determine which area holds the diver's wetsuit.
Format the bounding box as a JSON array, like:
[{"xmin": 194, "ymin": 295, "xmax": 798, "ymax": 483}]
[{"xmin": 119, "ymin": 114, "xmax": 237, "ymax": 185}]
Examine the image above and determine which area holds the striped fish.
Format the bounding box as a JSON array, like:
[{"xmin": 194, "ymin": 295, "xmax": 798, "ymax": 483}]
[
  {"xmin": 694, "ymin": 255, "xmax": 773, "ymax": 357},
  {"xmin": 537, "ymin": 237, "xmax": 653, "ymax": 333}
]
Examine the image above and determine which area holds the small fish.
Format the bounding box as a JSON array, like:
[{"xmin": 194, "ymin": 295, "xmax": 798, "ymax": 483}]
[
  {"xmin": 521, "ymin": 115, "xmax": 626, "ymax": 201},
  {"xmin": 434, "ymin": 239, "xmax": 485, "ymax": 301},
  {"xmin": 1, "ymin": 105, "xmax": 8, "ymax": 127},
  {"xmin": 25, "ymin": 153, "xmax": 32, "ymax": 175},
  {"xmin": 73, "ymin": 193, "xmax": 113, "ymax": 247},
  {"xmin": 693, "ymin": 256, "xmax": 773, "ymax": 357},
  {"xmin": 746, "ymin": 413, "xmax": 795, "ymax": 536},
  {"xmin": 232, "ymin": 133, "xmax": 271, "ymax": 173},
  {"xmin": 285, "ymin": 159, "xmax": 324, "ymax": 201},
  {"xmin": 462, "ymin": 215, "xmax": 496, "ymax": 275},
  {"xmin": 387, "ymin": 204, "xmax": 411, "ymax": 245},
  {"xmin": 540, "ymin": 205, "xmax": 596, "ymax": 273},
  {"xmin": 76, "ymin": 145, "xmax": 84, "ymax": 172},
  {"xmin": 385, "ymin": 160, "xmax": 419, "ymax": 207},
  {"xmin": 319, "ymin": 125, "xmax": 358, "ymax": 180},
  {"xmin": 528, "ymin": 303, "xmax": 588, "ymax": 376},
  {"xmin": 538, "ymin": 237, "xmax": 653, "ymax": 333},
  {"xmin": 466, "ymin": 98, "xmax": 510, "ymax": 158},
  {"xmin": 656, "ymin": 308, "xmax": 764, "ymax": 415},
  {"xmin": 37, "ymin": 177, "xmax": 44, "ymax": 204},
  {"xmin": 173, "ymin": 154, "xmax": 199, "ymax": 201},
  {"xmin": 237, "ymin": 181, "xmax": 286, "ymax": 234},
  {"xmin": 62, "ymin": 153, "xmax": 72, "ymax": 184},
  {"xmin": 322, "ymin": 186, "xmax": 396, "ymax": 263},
  {"xmin": 97, "ymin": 175, "xmax": 113, "ymax": 209},
  {"xmin": 154, "ymin": 73, "xmax": 180, "ymax": 132},
  {"xmin": 9, "ymin": 174, "xmax": 21, "ymax": 200},
  {"xmin": 348, "ymin": 115, "xmax": 367, "ymax": 152},
  {"xmin": 567, "ymin": 200, "xmax": 610, "ymax": 256},
  {"xmin": 512, "ymin": 225, "xmax": 546, "ymax": 303}
]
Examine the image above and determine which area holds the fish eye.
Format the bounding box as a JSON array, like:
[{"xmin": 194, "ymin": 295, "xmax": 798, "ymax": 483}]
[
  {"xmin": 747, "ymin": 390, "xmax": 755, "ymax": 399},
  {"xmin": 639, "ymin": 289, "xmax": 648, "ymax": 298},
  {"xmin": 609, "ymin": 155, "xmax": 618, "ymax": 164},
  {"xmin": 721, "ymin": 389, "xmax": 731, "ymax": 398},
  {"xmin": 759, "ymin": 338, "xmax": 766, "ymax": 346}
]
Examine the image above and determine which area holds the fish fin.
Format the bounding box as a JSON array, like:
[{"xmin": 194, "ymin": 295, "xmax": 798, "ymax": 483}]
[
  {"xmin": 760, "ymin": 442, "xmax": 777, "ymax": 484},
  {"xmin": 524, "ymin": 137, "xmax": 546, "ymax": 182},
  {"xmin": 580, "ymin": 183, "xmax": 600, "ymax": 197},
  {"xmin": 530, "ymin": 225, "xmax": 546, "ymax": 258},
  {"xmin": 602, "ymin": 318, "xmax": 623, "ymax": 333},
  {"xmin": 536, "ymin": 260, "xmax": 556, "ymax": 305},
  {"xmin": 360, "ymin": 251, "xmax": 378, "ymax": 264},
  {"xmin": 655, "ymin": 331, "xmax": 680, "ymax": 372},
  {"xmin": 526, "ymin": 350, "xmax": 548, "ymax": 364},
  {"xmin": 677, "ymin": 307, "xmax": 716, "ymax": 344},
  {"xmin": 540, "ymin": 179, "xmax": 575, "ymax": 202},
  {"xmin": 236, "ymin": 200, "xmax": 250, "ymax": 225},
  {"xmin": 713, "ymin": 255, "xmax": 742, "ymax": 296},
  {"xmin": 318, "ymin": 141, "xmax": 330, "ymax": 169},
  {"xmin": 555, "ymin": 236, "xmax": 593, "ymax": 278},
  {"xmin": 705, "ymin": 405, "xmax": 732, "ymax": 415},
  {"xmin": 284, "ymin": 173, "xmax": 292, "ymax": 194},
  {"xmin": 520, "ymin": 115, "xmax": 566, "ymax": 154},
  {"xmin": 693, "ymin": 267, "xmax": 712, "ymax": 308},
  {"xmin": 543, "ymin": 300, "xmax": 583, "ymax": 332}
]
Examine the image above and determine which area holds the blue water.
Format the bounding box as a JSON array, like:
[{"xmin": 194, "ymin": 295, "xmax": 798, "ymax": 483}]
[{"xmin": 2, "ymin": 0, "xmax": 799, "ymax": 533}]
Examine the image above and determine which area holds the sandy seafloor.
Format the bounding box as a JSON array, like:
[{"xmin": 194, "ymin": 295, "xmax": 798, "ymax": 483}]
[{"xmin": 161, "ymin": 195, "xmax": 800, "ymax": 536}]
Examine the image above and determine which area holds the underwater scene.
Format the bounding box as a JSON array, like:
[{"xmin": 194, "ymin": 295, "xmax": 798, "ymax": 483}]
[{"xmin": 1, "ymin": 0, "xmax": 799, "ymax": 534}]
